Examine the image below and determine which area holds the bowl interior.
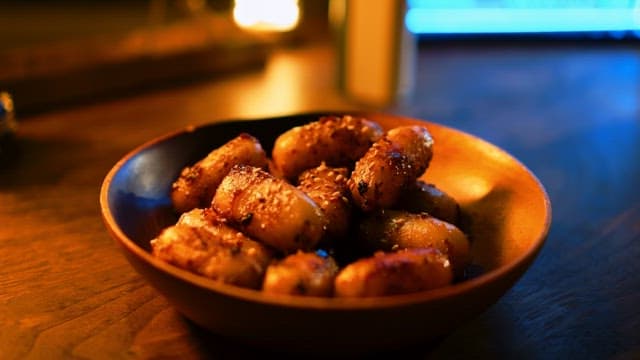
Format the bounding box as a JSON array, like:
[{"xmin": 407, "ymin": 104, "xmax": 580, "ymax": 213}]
[
  {"xmin": 100, "ymin": 112, "xmax": 551, "ymax": 348},
  {"xmin": 105, "ymin": 112, "xmax": 549, "ymax": 276}
]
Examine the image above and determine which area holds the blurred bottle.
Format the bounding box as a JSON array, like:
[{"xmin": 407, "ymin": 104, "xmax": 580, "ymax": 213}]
[
  {"xmin": 0, "ymin": 91, "xmax": 18, "ymax": 167},
  {"xmin": 331, "ymin": 0, "xmax": 416, "ymax": 107}
]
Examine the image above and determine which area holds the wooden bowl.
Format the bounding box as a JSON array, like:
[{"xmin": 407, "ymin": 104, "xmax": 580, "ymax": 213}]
[{"xmin": 100, "ymin": 112, "xmax": 551, "ymax": 353}]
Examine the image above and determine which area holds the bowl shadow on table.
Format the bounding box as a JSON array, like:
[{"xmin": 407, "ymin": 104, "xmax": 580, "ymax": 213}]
[{"xmin": 184, "ymin": 318, "xmax": 447, "ymax": 359}]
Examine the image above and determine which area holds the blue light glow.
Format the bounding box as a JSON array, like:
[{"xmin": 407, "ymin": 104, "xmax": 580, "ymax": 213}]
[{"xmin": 405, "ymin": 7, "xmax": 640, "ymax": 34}]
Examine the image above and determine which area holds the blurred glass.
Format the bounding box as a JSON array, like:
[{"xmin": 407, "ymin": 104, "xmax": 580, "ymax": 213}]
[{"xmin": 331, "ymin": 0, "xmax": 416, "ymax": 107}]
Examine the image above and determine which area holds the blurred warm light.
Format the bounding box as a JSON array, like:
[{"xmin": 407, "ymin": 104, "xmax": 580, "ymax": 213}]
[{"xmin": 233, "ymin": 0, "xmax": 300, "ymax": 32}]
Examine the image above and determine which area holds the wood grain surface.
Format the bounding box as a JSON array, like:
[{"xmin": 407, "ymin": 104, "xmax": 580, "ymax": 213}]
[{"xmin": 1, "ymin": 39, "xmax": 638, "ymax": 359}]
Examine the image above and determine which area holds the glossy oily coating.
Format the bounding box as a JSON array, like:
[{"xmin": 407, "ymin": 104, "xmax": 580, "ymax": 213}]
[
  {"xmin": 150, "ymin": 208, "xmax": 273, "ymax": 289},
  {"xmin": 348, "ymin": 125, "xmax": 434, "ymax": 212},
  {"xmin": 334, "ymin": 248, "xmax": 453, "ymax": 297},
  {"xmin": 357, "ymin": 210, "xmax": 470, "ymax": 277},
  {"xmin": 297, "ymin": 163, "xmax": 352, "ymax": 242},
  {"xmin": 211, "ymin": 165, "xmax": 327, "ymax": 254},
  {"xmin": 395, "ymin": 180, "xmax": 461, "ymax": 226},
  {"xmin": 171, "ymin": 133, "xmax": 268, "ymax": 213},
  {"xmin": 271, "ymin": 115, "xmax": 384, "ymax": 180},
  {"xmin": 262, "ymin": 251, "xmax": 339, "ymax": 297}
]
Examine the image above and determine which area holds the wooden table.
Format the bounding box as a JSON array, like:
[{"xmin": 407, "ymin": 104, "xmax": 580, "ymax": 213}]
[{"xmin": 1, "ymin": 39, "xmax": 639, "ymax": 359}]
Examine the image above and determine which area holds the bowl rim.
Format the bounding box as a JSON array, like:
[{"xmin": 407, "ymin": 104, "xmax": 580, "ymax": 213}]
[{"xmin": 99, "ymin": 111, "xmax": 552, "ymax": 310}]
